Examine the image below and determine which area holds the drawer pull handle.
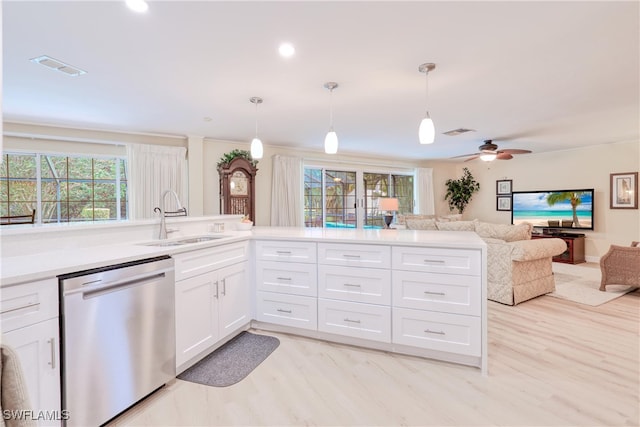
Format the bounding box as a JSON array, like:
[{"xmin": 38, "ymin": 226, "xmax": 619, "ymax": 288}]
[
  {"xmin": 48, "ymin": 338, "xmax": 56, "ymax": 370},
  {"xmin": 277, "ymin": 308, "xmax": 292, "ymax": 314},
  {"xmin": 276, "ymin": 277, "xmax": 292, "ymax": 281},
  {"xmin": 424, "ymin": 291, "xmax": 445, "ymax": 296},
  {"xmin": 0, "ymin": 302, "xmax": 40, "ymax": 315},
  {"xmin": 423, "ymin": 259, "xmax": 446, "ymax": 264},
  {"xmin": 343, "ymin": 283, "xmax": 361, "ymax": 288},
  {"xmin": 344, "ymin": 318, "xmax": 361, "ymax": 324},
  {"xmin": 424, "ymin": 329, "xmax": 445, "ymax": 335},
  {"xmin": 276, "ymin": 251, "xmax": 292, "ymax": 255},
  {"xmin": 343, "ymin": 254, "xmax": 361, "ymax": 259}
]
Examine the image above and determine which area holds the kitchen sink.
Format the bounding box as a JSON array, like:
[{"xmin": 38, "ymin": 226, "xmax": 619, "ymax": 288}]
[{"xmin": 141, "ymin": 235, "xmax": 228, "ymax": 247}]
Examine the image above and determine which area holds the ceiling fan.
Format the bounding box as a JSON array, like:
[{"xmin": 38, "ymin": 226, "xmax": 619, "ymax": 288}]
[{"xmin": 453, "ymin": 140, "xmax": 532, "ymax": 162}]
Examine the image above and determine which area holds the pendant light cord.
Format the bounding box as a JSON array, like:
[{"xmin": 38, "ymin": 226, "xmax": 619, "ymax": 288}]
[
  {"xmin": 254, "ymin": 101, "xmax": 259, "ymax": 138},
  {"xmin": 329, "ymin": 87, "xmax": 334, "ymax": 131},
  {"xmin": 424, "ymin": 69, "xmax": 429, "ymax": 114}
]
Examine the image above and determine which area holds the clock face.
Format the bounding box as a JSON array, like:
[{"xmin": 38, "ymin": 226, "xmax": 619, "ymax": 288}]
[{"xmin": 230, "ymin": 171, "xmax": 248, "ymax": 196}]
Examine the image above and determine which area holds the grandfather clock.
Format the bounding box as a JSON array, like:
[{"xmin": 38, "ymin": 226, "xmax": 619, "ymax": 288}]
[{"xmin": 218, "ymin": 156, "xmax": 258, "ymax": 222}]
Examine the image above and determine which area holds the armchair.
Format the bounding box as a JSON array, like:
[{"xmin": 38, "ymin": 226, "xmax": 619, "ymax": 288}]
[{"xmin": 599, "ymin": 242, "xmax": 640, "ymax": 291}]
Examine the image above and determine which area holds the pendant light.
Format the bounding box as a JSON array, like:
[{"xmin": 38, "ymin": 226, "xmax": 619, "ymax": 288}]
[
  {"xmin": 323, "ymin": 82, "xmax": 339, "ymax": 154},
  {"xmin": 249, "ymin": 97, "xmax": 264, "ymax": 159},
  {"xmin": 418, "ymin": 63, "xmax": 436, "ymax": 144}
]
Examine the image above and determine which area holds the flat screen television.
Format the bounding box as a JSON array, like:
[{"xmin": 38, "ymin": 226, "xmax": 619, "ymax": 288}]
[{"xmin": 511, "ymin": 189, "xmax": 594, "ymax": 231}]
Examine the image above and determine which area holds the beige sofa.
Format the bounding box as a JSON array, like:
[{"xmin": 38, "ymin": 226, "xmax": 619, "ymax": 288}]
[{"xmin": 398, "ymin": 215, "xmax": 567, "ymax": 305}]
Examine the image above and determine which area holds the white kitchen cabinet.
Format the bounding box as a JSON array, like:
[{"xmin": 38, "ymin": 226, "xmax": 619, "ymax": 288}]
[
  {"xmin": 254, "ymin": 240, "xmax": 318, "ymax": 331},
  {"xmin": 391, "ymin": 246, "xmax": 484, "ymax": 362},
  {"xmin": 317, "ymin": 243, "xmax": 391, "ymax": 343},
  {"xmin": 174, "ymin": 243, "xmax": 250, "ymax": 371},
  {"xmin": 1, "ymin": 278, "xmax": 61, "ymax": 426}
]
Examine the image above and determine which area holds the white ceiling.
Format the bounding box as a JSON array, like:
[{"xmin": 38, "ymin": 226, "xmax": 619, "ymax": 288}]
[{"xmin": 3, "ymin": 1, "xmax": 639, "ymax": 161}]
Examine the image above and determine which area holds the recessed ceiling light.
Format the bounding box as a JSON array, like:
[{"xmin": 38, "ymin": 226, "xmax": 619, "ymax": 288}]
[
  {"xmin": 30, "ymin": 55, "xmax": 87, "ymax": 77},
  {"xmin": 203, "ymin": 117, "xmax": 212, "ymax": 122},
  {"xmin": 278, "ymin": 42, "xmax": 295, "ymax": 58},
  {"xmin": 126, "ymin": 0, "xmax": 148, "ymax": 13}
]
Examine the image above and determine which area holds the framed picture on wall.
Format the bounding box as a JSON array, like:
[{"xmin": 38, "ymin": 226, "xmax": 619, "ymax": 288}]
[
  {"xmin": 497, "ymin": 196, "xmax": 512, "ymax": 211},
  {"xmin": 610, "ymin": 172, "xmax": 638, "ymax": 209},
  {"xmin": 496, "ymin": 179, "xmax": 512, "ymax": 195}
]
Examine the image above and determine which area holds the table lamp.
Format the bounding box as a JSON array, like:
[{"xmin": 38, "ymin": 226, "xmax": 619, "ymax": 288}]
[{"xmin": 379, "ymin": 197, "xmax": 399, "ymax": 229}]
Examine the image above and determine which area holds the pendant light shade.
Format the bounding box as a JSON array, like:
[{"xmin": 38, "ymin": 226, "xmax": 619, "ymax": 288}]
[
  {"xmin": 249, "ymin": 97, "xmax": 263, "ymax": 159},
  {"xmin": 323, "ymin": 82, "xmax": 339, "ymax": 154},
  {"xmin": 419, "ymin": 112, "xmax": 435, "ymax": 145},
  {"xmin": 324, "ymin": 131, "xmax": 338, "ymax": 154},
  {"xmin": 418, "ymin": 63, "xmax": 436, "ymax": 145}
]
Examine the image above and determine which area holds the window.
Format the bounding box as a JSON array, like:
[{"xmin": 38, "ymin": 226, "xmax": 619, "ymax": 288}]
[
  {"xmin": 304, "ymin": 166, "xmax": 414, "ymax": 229},
  {"xmin": 0, "ymin": 152, "xmax": 128, "ymax": 223}
]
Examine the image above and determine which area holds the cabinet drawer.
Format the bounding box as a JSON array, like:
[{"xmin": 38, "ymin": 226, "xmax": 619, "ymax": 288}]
[
  {"xmin": 174, "ymin": 241, "xmax": 248, "ymax": 281},
  {"xmin": 392, "ymin": 271, "xmax": 480, "ymax": 315},
  {"xmin": 256, "ymin": 260, "xmax": 317, "ymax": 297},
  {"xmin": 318, "ymin": 265, "xmax": 391, "ymax": 305},
  {"xmin": 392, "ymin": 307, "xmax": 480, "ymax": 356},
  {"xmin": 255, "ymin": 240, "xmax": 317, "ymax": 264},
  {"xmin": 1, "ymin": 278, "xmax": 58, "ymax": 333},
  {"xmin": 392, "ymin": 246, "xmax": 481, "ymax": 276},
  {"xmin": 318, "ymin": 299, "xmax": 391, "ymax": 343},
  {"xmin": 256, "ymin": 291, "xmax": 317, "ymax": 331},
  {"xmin": 318, "ymin": 243, "xmax": 391, "ymax": 269}
]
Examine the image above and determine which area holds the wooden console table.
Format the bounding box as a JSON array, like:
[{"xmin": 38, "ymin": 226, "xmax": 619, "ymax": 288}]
[{"xmin": 532, "ymin": 234, "xmax": 586, "ymax": 264}]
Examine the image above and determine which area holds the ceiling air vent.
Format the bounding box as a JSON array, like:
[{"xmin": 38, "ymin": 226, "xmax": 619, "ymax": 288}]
[
  {"xmin": 443, "ymin": 128, "xmax": 475, "ymax": 136},
  {"xmin": 30, "ymin": 55, "xmax": 87, "ymax": 77}
]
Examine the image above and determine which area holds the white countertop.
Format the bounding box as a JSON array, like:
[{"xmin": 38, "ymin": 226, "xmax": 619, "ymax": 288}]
[{"xmin": 0, "ymin": 227, "xmax": 485, "ymax": 287}]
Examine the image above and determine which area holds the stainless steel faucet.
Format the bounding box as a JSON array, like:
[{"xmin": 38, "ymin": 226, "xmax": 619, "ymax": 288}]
[{"xmin": 154, "ymin": 190, "xmax": 187, "ymax": 239}]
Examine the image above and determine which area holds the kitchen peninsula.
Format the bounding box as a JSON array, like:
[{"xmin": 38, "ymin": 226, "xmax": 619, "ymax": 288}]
[{"xmin": 1, "ymin": 217, "xmax": 487, "ymax": 426}]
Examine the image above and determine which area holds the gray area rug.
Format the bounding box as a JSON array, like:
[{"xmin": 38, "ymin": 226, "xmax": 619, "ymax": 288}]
[
  {"xmin": 178, "ymin": 331, "xmax": 279, "ymax": 387},
  {"xmin": 549, "ymin": 272, "xmax": 634, "ymax": 306}
]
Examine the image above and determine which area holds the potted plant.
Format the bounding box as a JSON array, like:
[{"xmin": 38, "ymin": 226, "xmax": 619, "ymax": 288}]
[
  {"xmin": 216, "ymin": 149, "xmax": 258, "ymax": 169},
  {"xmin": 444, "ymin": 167, "xmax": 480, "ymax": 214}
]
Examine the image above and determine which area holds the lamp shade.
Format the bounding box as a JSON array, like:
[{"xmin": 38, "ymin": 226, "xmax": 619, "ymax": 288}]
[
  {"xmin": 250, "ymin": 137, "xmax": 263, "ymax": 159},
  {"xmin": 379, "ymin": 197, "xmax": 399, "ymax": 212},
  {"xmin": 419, "ymin": 114, "xmax": 435, "ymax": 144},
  {"xmin": 324, "ymin": 130, "xmax": 338, "ymax": 154}
]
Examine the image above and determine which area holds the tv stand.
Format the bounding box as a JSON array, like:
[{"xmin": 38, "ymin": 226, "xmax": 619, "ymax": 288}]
[{"xmin": 532, "ymin": 233, "xmax": 586, "ymax": 264}]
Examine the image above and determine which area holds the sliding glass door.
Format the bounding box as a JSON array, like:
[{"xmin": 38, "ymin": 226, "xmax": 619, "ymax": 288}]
[{"xmin": 304, "ymin": 166, "xmax": 414, "ymax": 229}]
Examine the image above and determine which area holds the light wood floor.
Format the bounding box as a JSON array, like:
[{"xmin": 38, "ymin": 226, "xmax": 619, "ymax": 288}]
[{"xmin": 111, "ymin": 275, "xmax": 639, "ymax": 426}]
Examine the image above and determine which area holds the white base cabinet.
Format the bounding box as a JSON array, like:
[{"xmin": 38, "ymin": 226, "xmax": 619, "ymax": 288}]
[
  {"xmin": 1, "ymin": 278, "xmax": 61, "ymax": 426},
  {"xmin": 174, "ymin": 242, "xmax": 250, "ymax": 371}
]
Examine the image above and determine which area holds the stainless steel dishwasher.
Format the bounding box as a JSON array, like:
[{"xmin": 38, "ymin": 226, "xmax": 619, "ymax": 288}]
[{"xmin": 59, "ymin": 255, "xmax": 175, "ymax": 427}]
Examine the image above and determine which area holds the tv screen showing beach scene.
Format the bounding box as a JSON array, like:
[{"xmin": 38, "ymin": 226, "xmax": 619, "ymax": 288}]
[{"xmin": 511, "ymin": 189, "xmax": 594, "ymax": 230}]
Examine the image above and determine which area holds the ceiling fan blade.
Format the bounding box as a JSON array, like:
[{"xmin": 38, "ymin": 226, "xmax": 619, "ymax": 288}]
[
  {"xmin": 496, "ymin": 153, "xmax": 513, "ymax": 160},
  {"xmin": 464, "ymin": 155, "xmax": 481, "ymax": 162},
  {"xmin": 499, "ymin": 149, "xmax": 532, "ymax": 154},
  {"xmin": 450, "ymin": 152, "xmax": 481, "ymax": 159}
]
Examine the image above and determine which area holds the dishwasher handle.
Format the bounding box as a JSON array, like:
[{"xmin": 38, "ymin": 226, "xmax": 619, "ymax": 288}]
[{"xmin": 64, "ymin": 267, "xmax": 173, "ymax": 299}]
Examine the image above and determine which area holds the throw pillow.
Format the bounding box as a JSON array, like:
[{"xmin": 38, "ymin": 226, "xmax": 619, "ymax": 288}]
[
  {"xmin": 405, "ymin": 218, "xmax": 438, "ymax": 230},
  {"xmin": 436, "ymin": 220, "xmax": 476, "ymax": 231},
  {"xmin": 397, "ymin": 214, "xmax": 436, "ymax": 226},
  {"xmin": 475, "ymin": 221, "xmax": 532, "ymax": 242}
]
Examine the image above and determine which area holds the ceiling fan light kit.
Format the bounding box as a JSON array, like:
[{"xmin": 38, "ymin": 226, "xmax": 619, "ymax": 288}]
[
  {"xmin": 418, "ymin": 62, "xmax": 436, "ymax": 145},
  {"xmin": 455, "ymin": 140, "xmax": 533, "ymax": 162},
  {"xmin": 249, "ymin": 97, "xmax": 264, "ymax": 159},
  {"xmin": 324, "ymin": 82, "xmax": 339, "ymax": 154}
]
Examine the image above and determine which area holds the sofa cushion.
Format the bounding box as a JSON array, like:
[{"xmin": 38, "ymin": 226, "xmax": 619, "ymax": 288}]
[
  {"xmin": 405, "ymin": 218, "xmax": 438, "ymax": 230},
  {"xmin": 436, "ymin": 220, "xmax": 476, "ymax": 231},
  {"xmin": 437, "ymin": 213, "xmax": 463, "ymax": 222},
  {"xmin": 475, "ymin": 221, "xmax": 532, "ymax": 242},
  {"xmin": 396, "ymin": 214, "xmax": 436, "ymax": 226}
]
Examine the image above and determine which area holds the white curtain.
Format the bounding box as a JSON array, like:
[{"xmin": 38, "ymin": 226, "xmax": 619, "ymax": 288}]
[
  {"xmin": 270, "ymin": 155, "xmax": 303, "ymax": 227},
  {"xmin": 126, "ymin": 143, "xmax": 188, "ymax": 219},
  {"xmin": 416, "ymin": 167, "xmax": 435, "ymax": 215}
]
